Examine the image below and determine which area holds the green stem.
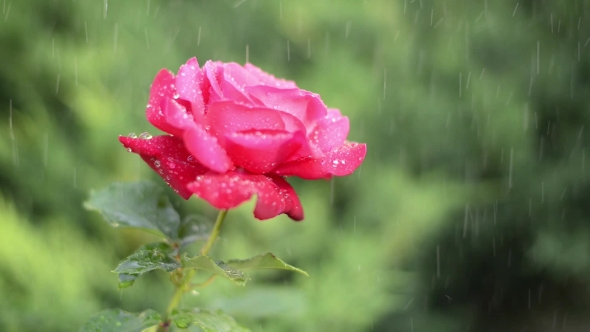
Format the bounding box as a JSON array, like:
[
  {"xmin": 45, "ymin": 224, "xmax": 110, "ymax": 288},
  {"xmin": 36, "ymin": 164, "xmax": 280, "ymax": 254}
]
[
  {"xmin": 200, "ymin": 209, "xmax": 228, "ymax": 256},
  {"xmin": 159, "ymin": 210, "xmax": 228, "ymax": 331}
]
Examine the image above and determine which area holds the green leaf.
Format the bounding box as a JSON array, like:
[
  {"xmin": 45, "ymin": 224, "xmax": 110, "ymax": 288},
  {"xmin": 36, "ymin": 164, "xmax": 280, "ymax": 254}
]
[
  {"xmin": 80, "ymin": 309, "xmax": 161, "ymax": 332},
  {"xmin": 84, "ymin": 181, "xmax": 181, "ymax": 240},
  {"xmin": 114, "ymin": 243, "xmax": 180, "ymax": 274},
  {"xmin": 113, "ymin": 242, "xmax": 181, "ymax": 288},
  {"xmin": 178, "ymin": 214, "xmax": 212, "ymax": 247},
  {"xmin": 170, "ymin": 309, "xmax": 251, "ymax": 332},
  {"xmin": 225, "ymin": 253, "xmax": 308, "ymax": 276},
  {"xmin": 182, "ymin": 255, "xmax": 249, "ymax": 286}
]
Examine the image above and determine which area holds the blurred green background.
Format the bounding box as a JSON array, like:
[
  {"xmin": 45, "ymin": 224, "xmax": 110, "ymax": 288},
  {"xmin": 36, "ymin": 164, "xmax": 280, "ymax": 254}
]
[{"xmin": 2, "ymin": 0, "xmax": 590, "ymax": 331}]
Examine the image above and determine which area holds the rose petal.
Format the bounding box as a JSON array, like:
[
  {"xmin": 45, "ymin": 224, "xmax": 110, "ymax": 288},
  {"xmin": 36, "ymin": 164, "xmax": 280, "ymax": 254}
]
[
  {"xmin": 176, "ymin": 57, "xmax": 207, "ymax": 123},
  {"xmin": 224, "ymin": 129, "xmax": 305, "ymax": 174},
  {"xmin": 274, "ymin": 142, "xmax": 367, "ymax": 179},
  {"xmin": 270, "ymin": 175, "xmax": 303, "ymax": 221},
  {"xmin": 183, "ymin": 124, "xmax": 233, "ymax": 173},
  {"xmin": 146, "ymin": 69, "xmax": 181, "ymax": 135},
  {"xmin": 246, "ymin": 86, "xmax": 327, "ymax": 128},
  {"xmin": 309, "ymin": 109, "xmax": 350, "ymax": 153},
  {"xmin": 187, "ymin": 172, "xmax": 304, "ymax": 220},
  {"xmin": 203, "ymin": 61, "xmax": 224, "ymax": 104},
  {"xmin": 243, "ymin": 63, "xmax": 298, "ymax": 89},
  {"xmin": 119, "ymin": 135, "xmax": 208, "ymax": 199},
  {"xmin": 161, "ymin": 97, "xmax": 193, "ymax": 133},
  {"xmin": 218, "ymin": 63, "xmax": 261, "ymax": 104},
  {"xmin": 207, "ymin": 101, "xmax": 285, "ymax": 144}
]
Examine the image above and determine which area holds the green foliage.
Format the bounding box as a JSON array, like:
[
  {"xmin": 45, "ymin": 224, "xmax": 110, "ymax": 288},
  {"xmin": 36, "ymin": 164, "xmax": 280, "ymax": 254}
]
[
  {"xmin": 113, "ymin": 242, "xmax": 180, "ymax": 288},
  {"xmin": 225, "ymin": 253, "xmax": 309, "ymax": 276},
  {"xmin": 80, "ymin": 309, "xmax": 161, "ymax": 332},
  {"xmin": 182, "ymin": 255, "xmax": 249, "ymax": 286},
  {"xmin": 84, "ymin": 181, "xmax": 181, "ymax": 240},
  {"xmin": 171, "ymin": 309, "xmax": 250, "ymax": 332}
]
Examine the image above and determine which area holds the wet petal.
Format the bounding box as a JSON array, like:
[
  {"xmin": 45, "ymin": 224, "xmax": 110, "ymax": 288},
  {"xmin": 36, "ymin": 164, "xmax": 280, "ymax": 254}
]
[
  {"xmin": 246, "ymin": 86, "xmax": 327, "ymax": 128},
  {"xmin": 161, "ymin": 97, "xmax": 193, "ymax": 133},
  {"xmin": 186, "ymin": 172, "xmax": 304, "ymax": 220},
  {"xmin": 203, "ymin": 61, "xmax": 224, "ymax": 104},
  {"xmin": 207, "ymin": 101, "xmax": 285, "ymax": 144},
  {"xmin": 273, "ymin": 142, "xmax": 367, "ymax": 179},
  {"xmin": 146, "ymin": 69, "xmax": 180, "ymax": 135},
  {"xmin": 176, "ymin": 57, "xmax": 206, "ymax": 123},
  {"xmin": 243, "ymin": 63, "xmax": 298, "ymax": 89},
  {"xmin": 183, "ymin": 124, "xmax": 233, "ymax": 173},
  {"xmin": 270, "ymin": 175, "xmax": 304, "ymax": 221},
  {"xmin": 309, "ymin": 109, "xmax": 350, "ymax": 153},
  {"xmin": 224, "ymin": 129, "xmax": 305, "ymax": 174},
  {"xmin": 119, "ymin": 135, "xmax": 208, "ymax": 199}
]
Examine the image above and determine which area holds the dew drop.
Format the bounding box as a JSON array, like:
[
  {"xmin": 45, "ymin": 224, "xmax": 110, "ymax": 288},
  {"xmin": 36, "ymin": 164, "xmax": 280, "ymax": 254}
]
[
  {"xmin": 187, "ymin": 155, "xmax": 194, "ymax": 162},
  {"xmin": 126, "ymin": 147, "xmax": 132, "ymax": 152},
  {"xmin": 333, "ymin": 159, "xmax": 340, "ymax": 166},
  {"xmin": 173, "ymin": 93, "xmax": 180, "ymax": 99},
  {"xmin": 139, "ymin": 132, "xmax": 152, "ymax": 139},
  {"xmin": 128, "ymin": 132, "xmax": 137, "ymax": 138},
  {"xmin": 154, "ymin": 160, "xmax": 161, "ymax": 168}
]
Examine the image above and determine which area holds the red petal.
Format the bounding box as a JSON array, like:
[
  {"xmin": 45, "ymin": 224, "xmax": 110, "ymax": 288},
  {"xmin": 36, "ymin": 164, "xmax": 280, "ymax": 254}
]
[
  {"xmin": 207, "ymin": 101, "xmax": 285, "ymax": 145},
  {"xmin": 186, "ymin": 172, "xmax": 304, "ymax": 220},
  {"xmin": 243, "ymin": 63, "xmax": 298, "ymax": 89},
  {"xmin": 270, "ymin": 175, "xmax": 304, "ymax": 221},
  {"xmin": 224, "ymin": 129, "xmax": 305, "ymax": 174},
  {"xmin": 273, "ymin": 142, "xmax": 367, "ymax": 179},
  {"xmin": 176, "ymin": 57, "xmax": 206, "ymax": 123},
  {"xmin": 183, "ymin": 124, "xmax": 234, "ymax": 173},
  {"xmin": 246, "ymin": 86, "xmax": 327, "ymax": 128},
  {"xmin": 203, "ymin": 61, "xmax": 224, "ymax": 104},
  {"xmin": 146, "ymin": 69, "xmax": 180, "ymax": 135},
  {"xmin": 309, "ymin": 109, "xmax": 350, "ymax": 153},
  {"xmin": 119, "ymin": 135, "xmax": 208, "ymax": 199},
  {"xmin": 161, "ymin": 97, "xmax": 193, "ymax": 133}
]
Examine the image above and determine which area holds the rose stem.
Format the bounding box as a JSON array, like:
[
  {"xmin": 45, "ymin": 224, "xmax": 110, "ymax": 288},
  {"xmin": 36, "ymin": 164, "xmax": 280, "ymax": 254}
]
[{"xmin": 159, "ymin": 209, "xmax": 228, "ymax": 331}]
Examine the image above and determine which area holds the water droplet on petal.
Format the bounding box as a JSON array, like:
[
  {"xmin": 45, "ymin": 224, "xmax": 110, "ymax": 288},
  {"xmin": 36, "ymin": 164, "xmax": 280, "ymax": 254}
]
[
  {"xmin": 173, "ymin": 93, "xmax": 180, "ymax": 99},
  {"xmin": 139, "ymin": 132, "xmax": 152, "ymax": 139},
  {"xmin": 333, "ymin": 159, "xmax": 340, "ymax": 166},
  {"xmin": 187, "ymin": 155, "xmax": 194, "ymax": 162},
  {"xmin": 154, "ymin": 160, "xmax": 161, "ymax": 168},
  {"xmin": 126, "ymin": 147, "xmax": 132, "ymax": 152},
  {"xmin": 128, "ymin": 132, "xmax": 137, "ymax": 138}
]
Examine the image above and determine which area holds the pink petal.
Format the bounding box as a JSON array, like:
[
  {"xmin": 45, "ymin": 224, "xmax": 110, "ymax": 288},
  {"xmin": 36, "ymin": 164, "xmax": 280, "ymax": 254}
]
[
  {"xmin": 243, "ymin": 63, "xmax": 298, "ymax": 89},
  {"xmin": 224, "ymin": 129, "xmax": 305, "ymax": 174},
  {"xmin": 183, "ymin": 124, "xmax": 234, "ymax": 173},
  {"xmin": 203, "ymin": 61, "xmax": 224, "ymax": 104},
  {"xmin": 309, "ymin": 109, "xmax": 350, "ymax": 153},
  {"xmin": 207, "ymin": 101, "xmax": 285, "ymax": 144},
  {"xmin": 119, "ymin": 135, "xmax": 208, "ymax": 199},
  {"xmin": 176, "ymin": 57, "xmax": 206, "ymax": 123},
  {"xmin": 246, "ymin": 86, "xmax": 327, "ymax": 128},
  {"xmin": 273, "ymin": 142, "xmax": 367, "ymax": 179},
  {"xmin": 276, "ymin": 110, "xmax": 321, "ymax": 161},
  {"xmin": 186, "ymin": 172, "xmax": 304, "ymax": 220},
  {"xmin": 146, "ymin": 69, "xmax": 180, "ymax": 135},
  {"xmin": 270, "ymin": 175, "xmax": 304, "ymax": 221},
  {"xmin": 161, "ymin": 97, "xmax": 193, "ymax": 134}
]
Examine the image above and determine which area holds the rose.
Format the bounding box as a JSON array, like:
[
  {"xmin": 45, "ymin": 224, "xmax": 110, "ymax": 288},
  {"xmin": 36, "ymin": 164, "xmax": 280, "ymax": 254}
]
[{"xmin": 120, "ymin": 57, "xmax": 366, "ymax": 221}]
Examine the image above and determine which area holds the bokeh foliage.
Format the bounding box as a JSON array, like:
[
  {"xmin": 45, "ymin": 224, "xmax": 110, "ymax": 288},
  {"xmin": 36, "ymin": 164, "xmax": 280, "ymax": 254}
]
[{"xmin": 1, "ymin": 0, "xmax": 590, "ymax": 331}]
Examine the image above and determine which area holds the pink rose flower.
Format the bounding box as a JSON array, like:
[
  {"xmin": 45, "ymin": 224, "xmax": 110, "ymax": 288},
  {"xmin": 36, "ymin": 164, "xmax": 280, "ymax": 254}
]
[{"xmin": 120, "ymin": 58, "xmax": 366, "ymax": 221}]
